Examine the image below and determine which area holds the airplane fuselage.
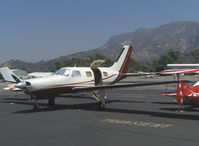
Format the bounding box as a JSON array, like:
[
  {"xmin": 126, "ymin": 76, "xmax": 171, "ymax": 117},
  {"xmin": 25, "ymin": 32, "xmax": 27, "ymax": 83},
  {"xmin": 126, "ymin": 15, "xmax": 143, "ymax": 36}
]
[{"xmin": 24, "ymin": 67, "xmax": 120, "ymax": 98}]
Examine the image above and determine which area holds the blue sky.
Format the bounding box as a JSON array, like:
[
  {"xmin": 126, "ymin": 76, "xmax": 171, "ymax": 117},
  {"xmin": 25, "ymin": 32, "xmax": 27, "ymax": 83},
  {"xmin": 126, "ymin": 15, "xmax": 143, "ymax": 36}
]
[{"xmin": 0, "ymin": 0, "xmax": 199, "ymax": 63}]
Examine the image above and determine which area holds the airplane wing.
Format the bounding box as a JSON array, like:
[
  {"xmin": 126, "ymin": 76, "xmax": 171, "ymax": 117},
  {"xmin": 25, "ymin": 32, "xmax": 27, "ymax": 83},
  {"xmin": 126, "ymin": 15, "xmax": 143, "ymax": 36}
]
[
  {"xmin": 167, "ymin": 64, "xmax": 199, "ymax": 67},
  {"xmin": 73, "ymin": 80, "xmax": 189, "ymax": 92},
  {"xmin": 28, "ymin": 72, "xmax": 53, "ymax": 78},
  {"xmin": 122, "ymin": 73, "xmax": 140, "ymax": 76},
  {"xmin": 123, "ymin": 72, "xmax": 156, "ymax": 77},
  {"xmin": 158, "ymin": 68, "xmax": 199, "ymax": 75}
]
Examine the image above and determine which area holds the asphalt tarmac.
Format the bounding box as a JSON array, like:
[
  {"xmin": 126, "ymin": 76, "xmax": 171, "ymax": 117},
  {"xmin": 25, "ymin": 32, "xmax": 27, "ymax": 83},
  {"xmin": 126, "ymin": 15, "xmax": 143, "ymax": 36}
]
[{"xmin": 0, "ymin": 76, "xmax": 199, "ymax": 146}]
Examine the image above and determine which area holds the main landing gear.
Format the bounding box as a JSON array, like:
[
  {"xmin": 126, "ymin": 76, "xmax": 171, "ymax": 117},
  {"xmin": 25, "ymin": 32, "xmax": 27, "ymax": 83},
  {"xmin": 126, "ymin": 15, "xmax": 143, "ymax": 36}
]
[
  {"xmin": 32, "ymin": 97, "xmax": 56, "ymax": 112},
  {"xmin": 98, "ymin": 100, "xmax": 105, "ymax": 110},
  {"xmin": 48, "ymin": 98, "xmax": 55, "ymax": 106},
  {"xmin": 92, "ymin": 90, "xmax": 107, "ymax": 110}
]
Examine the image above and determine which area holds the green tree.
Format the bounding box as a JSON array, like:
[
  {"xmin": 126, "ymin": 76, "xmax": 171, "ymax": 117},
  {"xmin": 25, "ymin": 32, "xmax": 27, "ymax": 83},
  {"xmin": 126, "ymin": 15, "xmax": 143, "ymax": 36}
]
[
  {"xmin": 128, "ymin": 59, "xmax": 152, "ymax": 73},
  {"xmin": 55, "ymin": 54, "xmax": 114, "ymax": 69},
  {"xmin": 190, "ymin": 49, "xmax": 199, "ymax": 63},
  {"xmin": 54, "ymin": 61, "xmax": 62, "ymax": 70},
  {"xmin": 152, "ymin": 49, "xmax": 180, "ymax": 72}
]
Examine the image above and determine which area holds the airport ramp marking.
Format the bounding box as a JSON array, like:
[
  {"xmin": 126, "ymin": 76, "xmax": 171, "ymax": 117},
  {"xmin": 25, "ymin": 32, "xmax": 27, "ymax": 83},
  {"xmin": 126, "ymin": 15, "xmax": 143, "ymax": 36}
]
[{"xmin": 101, "ymin": 118, "xmax": 174, "ymax": 128}]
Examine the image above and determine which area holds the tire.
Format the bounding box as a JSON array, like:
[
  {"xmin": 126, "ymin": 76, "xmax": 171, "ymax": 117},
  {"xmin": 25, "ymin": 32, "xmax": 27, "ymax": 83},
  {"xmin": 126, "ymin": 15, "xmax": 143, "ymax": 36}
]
[{"xmin": 48, "ymin": 98, "xmax": 55, "ymax": 105}]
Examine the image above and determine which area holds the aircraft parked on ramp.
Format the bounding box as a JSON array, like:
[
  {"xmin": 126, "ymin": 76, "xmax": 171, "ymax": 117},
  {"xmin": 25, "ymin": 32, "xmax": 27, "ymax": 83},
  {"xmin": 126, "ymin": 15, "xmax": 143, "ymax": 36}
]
[
  {"xmin": 159, "ymin": 64, "xmax": 199, "ymax": 107},
  {"xmin": 2, "ymin": 45, "xmax": 184, "ymax": 111},
  {"xmin": 0, "ymin": 67, "xmax": 52, "ymax": 82}
]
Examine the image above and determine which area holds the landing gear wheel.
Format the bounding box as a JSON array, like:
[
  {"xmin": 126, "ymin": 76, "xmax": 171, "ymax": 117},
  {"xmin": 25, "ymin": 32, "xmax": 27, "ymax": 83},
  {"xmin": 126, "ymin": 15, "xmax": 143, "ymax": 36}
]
[
  {"xmin": 33, "ymin": 104, "xmax": 40, "ymax": 112},
  {"xmin": 48, "ymin": 98, "xmax": 55, "ymax": 105},
  {"xmin": 98, "ymin": 101, "xmax": 105, "ymax": 110}
]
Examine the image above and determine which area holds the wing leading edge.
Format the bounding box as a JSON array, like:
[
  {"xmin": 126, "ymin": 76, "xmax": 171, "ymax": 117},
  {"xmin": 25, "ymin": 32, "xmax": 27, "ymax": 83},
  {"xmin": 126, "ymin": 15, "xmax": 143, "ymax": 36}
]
[{"xmin": 73, "ymin": 80, "xmax": 190, "ymax": 92}]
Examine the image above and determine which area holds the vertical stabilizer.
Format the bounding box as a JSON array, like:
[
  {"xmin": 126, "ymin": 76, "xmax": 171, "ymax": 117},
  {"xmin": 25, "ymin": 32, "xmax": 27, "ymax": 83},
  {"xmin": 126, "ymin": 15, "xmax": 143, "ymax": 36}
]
[
  {"xmin": 110, "ymin": 45, "xmax": 133, "ymax": 73},
  {"xmin": 0, "ymin": 67, "xmax": 21, "ymax": 83}
]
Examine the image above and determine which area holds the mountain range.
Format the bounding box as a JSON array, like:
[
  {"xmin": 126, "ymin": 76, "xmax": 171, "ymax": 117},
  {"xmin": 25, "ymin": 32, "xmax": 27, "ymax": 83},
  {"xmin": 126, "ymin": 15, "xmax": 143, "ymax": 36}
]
[{"xmin": 1, "ymin": 21, "xmax": 199, "ymax": 72}]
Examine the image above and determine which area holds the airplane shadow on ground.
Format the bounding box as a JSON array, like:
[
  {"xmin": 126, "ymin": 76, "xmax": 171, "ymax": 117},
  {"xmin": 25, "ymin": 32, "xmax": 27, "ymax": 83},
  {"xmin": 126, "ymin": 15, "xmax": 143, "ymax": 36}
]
[
  {"xmin": 1, "ymin": 98, "xmax": 199, "ymax": 121},
  {"xmin": 152, "ymin": 101, "xmax": 199, "ymax": 112},
  {"xmin": 151, "ymin": 101, "xmax": 179, "ymax": 105},
  {"xmin": 160, "ymin": 105, "xmax": 199, "ymax": 112},
  {"xmin": 57, "ymin": 95, "xmax": 147, "ymax": 104},
  {"xmin": 2, "ymin": 97, "xmax": 31, "ymax": 101}
]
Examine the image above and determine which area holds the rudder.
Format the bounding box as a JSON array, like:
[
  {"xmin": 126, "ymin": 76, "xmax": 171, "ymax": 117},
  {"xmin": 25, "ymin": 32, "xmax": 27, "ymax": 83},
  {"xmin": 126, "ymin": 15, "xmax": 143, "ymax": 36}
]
[{"xmin": 110, "ymin": 45, "xmax": 133, "ymax": 73}]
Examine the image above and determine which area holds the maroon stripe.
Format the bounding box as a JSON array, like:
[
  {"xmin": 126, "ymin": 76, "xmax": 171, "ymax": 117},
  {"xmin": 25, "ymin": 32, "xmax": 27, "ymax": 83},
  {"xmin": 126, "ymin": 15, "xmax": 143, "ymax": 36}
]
[{"xmin": 29, "ymin": 74, "xmax": 118, "ymax": 95}]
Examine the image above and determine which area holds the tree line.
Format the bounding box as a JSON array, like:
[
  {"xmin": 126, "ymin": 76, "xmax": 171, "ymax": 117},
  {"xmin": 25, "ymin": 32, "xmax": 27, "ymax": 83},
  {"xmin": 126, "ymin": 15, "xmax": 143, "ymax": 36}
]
[{"xmin": 53, "ymin": 48, "xmax": 199, "ymax": 73}]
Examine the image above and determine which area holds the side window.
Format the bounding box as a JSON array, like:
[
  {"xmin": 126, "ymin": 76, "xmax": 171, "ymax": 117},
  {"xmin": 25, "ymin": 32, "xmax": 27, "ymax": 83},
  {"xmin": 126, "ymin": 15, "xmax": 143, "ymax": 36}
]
[
  {"xmin": 64, "ymin": 69, "xmax": 70, "ymax": 76},
  {"xmin": 71, "ymin": 70, "xmax": 81, "ymax": 77},
  {"xmin": 86, "ymin": 71, "xmax": 92, "ymax": 77},
  {"xmin": 103, "ymin": 72, "xmax": 108, "ymax": 77}
]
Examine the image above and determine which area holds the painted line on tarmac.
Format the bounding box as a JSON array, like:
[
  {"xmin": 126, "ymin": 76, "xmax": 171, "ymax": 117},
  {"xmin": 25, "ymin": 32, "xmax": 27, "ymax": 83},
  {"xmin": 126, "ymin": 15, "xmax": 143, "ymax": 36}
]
[{"xmin": 101, "ymin": 118, "xmax": 174, "ymax": 128}]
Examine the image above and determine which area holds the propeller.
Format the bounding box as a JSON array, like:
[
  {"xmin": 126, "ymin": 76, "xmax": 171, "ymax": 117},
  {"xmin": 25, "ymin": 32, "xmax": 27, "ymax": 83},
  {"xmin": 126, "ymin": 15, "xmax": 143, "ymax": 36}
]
[{"xmin": 11, "ymin": 74, "xmax": 31, "ymax": 89}]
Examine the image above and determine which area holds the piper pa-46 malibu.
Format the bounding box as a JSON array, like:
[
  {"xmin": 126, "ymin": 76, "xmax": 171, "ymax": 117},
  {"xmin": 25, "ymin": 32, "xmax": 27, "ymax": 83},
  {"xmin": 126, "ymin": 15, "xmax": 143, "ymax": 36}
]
[{"xmin": 3, "ymin": 45, "xmax": 184, "ymax": 111}]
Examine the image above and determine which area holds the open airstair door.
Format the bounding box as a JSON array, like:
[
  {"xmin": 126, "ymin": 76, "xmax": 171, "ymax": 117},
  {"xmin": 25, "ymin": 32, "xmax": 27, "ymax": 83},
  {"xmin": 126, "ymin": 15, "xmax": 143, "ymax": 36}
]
[
  {"xmin": 90, "ymin": 60, "xmax": 105, "ymax": 85},
  {"xmin": 90, "ymin": 60, "xmax": 106, "ymax": 109}
]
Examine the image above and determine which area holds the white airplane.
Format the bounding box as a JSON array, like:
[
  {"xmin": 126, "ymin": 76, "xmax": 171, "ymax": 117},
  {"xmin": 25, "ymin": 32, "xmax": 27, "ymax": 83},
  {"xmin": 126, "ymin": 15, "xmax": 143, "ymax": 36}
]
[
  {"xmin": 0, "ymin": 67, "xmax": 53, "ymax": 82},
  {"xmin": 167, "ymin": 64, "xmax": 199, "ymax": 67},
  {"xmin": 159, "ymin": 64, "xmax": 199, "ymax": 75},
  {"xmin": 2, "ymin": 45, "xmax": 183, "ymax": 111}
]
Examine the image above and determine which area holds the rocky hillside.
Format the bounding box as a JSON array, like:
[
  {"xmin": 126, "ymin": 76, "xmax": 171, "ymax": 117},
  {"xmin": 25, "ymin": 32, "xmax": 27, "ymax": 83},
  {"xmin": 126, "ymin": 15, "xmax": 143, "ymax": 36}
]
[
  {"xmin": 1, "ymin": 21, "xmax": 199, "ymax": 72},
  {"xmin": 87, "ymin": 21, "xmax": 199, "ymax": 63}
]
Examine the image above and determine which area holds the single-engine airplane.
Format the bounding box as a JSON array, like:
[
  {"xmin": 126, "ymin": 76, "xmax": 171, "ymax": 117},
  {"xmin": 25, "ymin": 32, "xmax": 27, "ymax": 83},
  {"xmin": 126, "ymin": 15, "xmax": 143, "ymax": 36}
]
[
  {"xmin": 159, "ymin": 64, "xmax": 199, "ymax": 106},
  {"xmin": 176, "ymin": 81, "xmax": 199, "ymax": 105},
  {"xmin": 2, "ymin": 45, "xmax": 185, "ymax": 111}
]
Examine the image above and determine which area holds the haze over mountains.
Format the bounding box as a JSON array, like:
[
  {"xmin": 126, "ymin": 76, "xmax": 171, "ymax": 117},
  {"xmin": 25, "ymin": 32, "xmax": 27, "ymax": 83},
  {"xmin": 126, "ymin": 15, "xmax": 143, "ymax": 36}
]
[
  {"xmin": 1, "ymin": 21, "xmax": 199, "ymax": 72},
  {"xmin": 91, "ymin": 21, "xmax": 199, "ymax": 62}
]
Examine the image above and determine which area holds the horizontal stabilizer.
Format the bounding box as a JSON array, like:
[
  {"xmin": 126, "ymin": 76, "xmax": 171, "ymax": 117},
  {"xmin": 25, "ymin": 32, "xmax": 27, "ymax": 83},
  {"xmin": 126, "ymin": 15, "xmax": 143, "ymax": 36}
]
[{"xmin": 160, "ymin": 90, "xmax": 176, "ymax": 96}]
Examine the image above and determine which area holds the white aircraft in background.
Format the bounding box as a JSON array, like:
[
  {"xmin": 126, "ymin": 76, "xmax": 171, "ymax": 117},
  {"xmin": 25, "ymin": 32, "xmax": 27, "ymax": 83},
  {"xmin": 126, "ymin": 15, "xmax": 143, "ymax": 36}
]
[
  {"xmin": 159, "ymin": 64, "xmax": 199, "ymax": 75},
  {"xmin": 125, "ymin": 72, "xmax": 156, "ymax": 78},
  {"xmin": 2, "ymin": 45, "xmax": 183, "ymax": 111},
  {"xmin": 0, "ymin": 67, "xmax": 52, "ymax": 82}
]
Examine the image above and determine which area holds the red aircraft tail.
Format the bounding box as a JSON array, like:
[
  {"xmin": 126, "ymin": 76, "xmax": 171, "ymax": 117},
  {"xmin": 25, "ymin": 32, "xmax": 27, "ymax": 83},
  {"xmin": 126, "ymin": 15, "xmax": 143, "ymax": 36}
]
[{"xmin": 176, "ymin": 82, "xmax": 189, "ymax": 104}]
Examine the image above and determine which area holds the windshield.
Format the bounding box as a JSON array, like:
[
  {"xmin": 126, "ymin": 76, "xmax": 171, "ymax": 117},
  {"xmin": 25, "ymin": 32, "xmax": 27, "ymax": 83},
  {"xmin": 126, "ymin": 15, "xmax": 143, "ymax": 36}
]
[{"xmin": 55, "ymin": 69, "xmax": 70, "ymax": 76}]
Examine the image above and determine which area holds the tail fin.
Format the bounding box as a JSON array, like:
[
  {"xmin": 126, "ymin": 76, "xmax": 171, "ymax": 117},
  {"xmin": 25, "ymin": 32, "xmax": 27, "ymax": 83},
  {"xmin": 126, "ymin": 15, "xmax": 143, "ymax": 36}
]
[
  {"xmin": 110, "ymin": 45, "xmax": 133, "ymax": 73},
  {"xmin": 0, "ymin": 67, "xmax": 22, "ymax": 83},
  {"xmin": 176, "ymin": 82, "xmax": 189, "ymax": 104}
]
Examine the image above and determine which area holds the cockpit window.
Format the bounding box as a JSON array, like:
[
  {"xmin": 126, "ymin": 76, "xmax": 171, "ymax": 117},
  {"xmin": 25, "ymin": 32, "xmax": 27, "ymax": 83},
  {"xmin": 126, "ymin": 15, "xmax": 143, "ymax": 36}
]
[
  {"xmin": 71, "ymin": 70, "xmax": 81, "ymax": 77},
  {"xmin": 55, "ymin": 69, "xmax": 70, "ymax": 76}
]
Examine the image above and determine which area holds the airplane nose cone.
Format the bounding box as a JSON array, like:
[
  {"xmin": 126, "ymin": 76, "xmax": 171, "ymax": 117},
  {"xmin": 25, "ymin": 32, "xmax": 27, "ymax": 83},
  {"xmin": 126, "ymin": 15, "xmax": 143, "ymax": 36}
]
[
  {"xmin": 14, "ymin": 81, "xmax": 31, "ymax": 88},
  {"xmin": 15, "ymin": 82, "xmax": 26, "ymax": 88}
]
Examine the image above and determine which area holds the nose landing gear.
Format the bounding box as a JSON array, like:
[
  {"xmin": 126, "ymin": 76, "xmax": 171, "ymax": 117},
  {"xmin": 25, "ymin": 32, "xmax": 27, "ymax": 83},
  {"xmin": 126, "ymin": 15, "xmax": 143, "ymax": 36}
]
[
  {"xmin": 48, "ymin": 97, "xmax": 55, "ymax": 106},
  {"xmin": 33, "ymin": 97, "xmax": 39, "ymax": 112}
]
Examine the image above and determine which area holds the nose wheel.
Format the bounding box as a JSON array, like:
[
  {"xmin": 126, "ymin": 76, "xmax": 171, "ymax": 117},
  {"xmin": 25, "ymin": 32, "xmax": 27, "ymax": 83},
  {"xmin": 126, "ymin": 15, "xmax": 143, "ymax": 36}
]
[
  {"xmin": 32, "ymin": 96, "xmax": 40, "ymax": 112},
  {"xmin": 48, "ymin": 98, "xmax": 55, "ymax": 105},
  {"xmin": 33, "ymin": 103, "xmax": 40, "ymax": 112}
]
